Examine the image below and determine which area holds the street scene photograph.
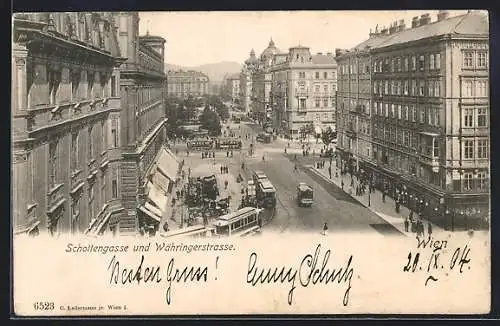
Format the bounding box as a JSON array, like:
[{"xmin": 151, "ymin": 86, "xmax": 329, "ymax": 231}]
[{"xmin": 11, "ymin": 10, "xmax": 490, "ymax": 240}]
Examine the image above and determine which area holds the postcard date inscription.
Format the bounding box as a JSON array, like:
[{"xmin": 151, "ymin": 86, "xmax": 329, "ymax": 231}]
[{"xmin": 402, "ymin": 237, "xmax": 471, "ymax": 286}]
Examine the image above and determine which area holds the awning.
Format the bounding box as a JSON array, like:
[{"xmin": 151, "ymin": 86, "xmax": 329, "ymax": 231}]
[
  {"xmin": 156, "ymin": 147, "xmax": 179, "ymax": 181},
  {"xmin": 147, "ymin": 182, "xmax": 168, "ymax": 211},
  {"xmin": 138, "ymin": 205, "xmax": 161, "ymax": 223},
  {"xmin": 145, "ymin": 202, "xmax": 163, "ymax": 217},
  {"xmin": 419, "ymin": 131, "xmax": 439, "ymax": 137},
  {"xmin": 152, "ymin": 170, "xmax": 170, "ymax": 193}
]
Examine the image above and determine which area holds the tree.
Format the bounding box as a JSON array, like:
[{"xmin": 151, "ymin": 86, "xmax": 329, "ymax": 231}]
[
  {"xmin": 199, "ymin": 106, "xmax": 222, "ymax": 136},
  {"xmin": 321, "ymin": 126, "xmax": 336, "ymax": 145}
]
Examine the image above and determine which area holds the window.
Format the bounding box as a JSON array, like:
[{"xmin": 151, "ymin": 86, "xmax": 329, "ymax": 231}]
[
  {"xmin": 323, "ymin": 85, "xmax": 328, "ymax": 93},
  {"xmin": 397, "ymin": 105, "xmax": 402, "ymax": 120},
  {"xmin": 419, "ymin": 80, "xmax": 425, "ymax": 96},
  {"xmin": 428, "ymin": 80, "xmax": 434, "ymax": 97},
  {"xmin": 112, "ymin": 169, "xmax": 118, "ymax": 199},
  {"xmin": 463, "ymin": 52, "xmax": 473, "ymax": 68},
  {"xmin": 396, "ymin": 57, "xmax": 401, "ymax": 72},
  {"xmin": 429, "ymin": 54, "xmax": 435, "ymax": 70},
  {"xmin": 111, "ymin": 119, "xmax": 118, "ymax": 147},
  {"xmin": 404, "ymin": 80, "xmax": 409, "ymax": 95},
  {"xmin": 396, "ymin": 80, "xmax": 401, "ymax": 95},
  {"xmin": 404, "ymin": 130, "xmax": 410, "ymax": 147},
  {"xmin": 478, "ymin": 139, "xmax": 489, "ymax": 159},
  {"xmin": 404, "ymin": 106, "xmax": 409, "ymax": 121},
  {"xmin": 464, "ymin": 80, "xmax": 473, "ymax": 97},
  {"xmin": 87, "ymin": 72, "xmax": 94, "ymax": 98},
  {"xmin": 391, "ymin": 104, "xmax": 395, "ymax": 118},
  {"xmin": 71, "ymin": 133, "xmax": 78, "ymax": 171},
  {"xmin": 435, "ymin": 53, "xmax": 441, "ymax": 69},
  {"xmin": 315, "ymin": 98, "xmax": 320, "ymax": 107},
  {"xmin": 434, "ymin": 108, "xmax": 440, "ymax": 126},
  {"xmin": 404, "ymin": 57, "xmax": 409, "ymax": 71},
  {"xmin": 315, "ymin": 85, "xmax": 320, "ymax": 93},
  {"xmin": 315, "ymin": 72, "xmax": 320, "ymax": 79},
  {"xmin": 384, "ymin": 80, "xmax": 389, "ymax": 94},
  {"xmin": 384, "ymin": 103, "xmax": 389, "ymax": 117},
  {"xmin": 373, "ymin": 81, "xmax": 378, "ymax": 94},
  {"xmin": 477, "ymin": 108, "xmax": 488, "ymax": 127},
  {"xmin": 88, "ymin": 126, "xmax": 93, "ymax": 160},
  {"xmin": 110, "ymin": 76, "xmax": 116, "ymax": 97},
  {"xmin": 88, "ymin": 183, "xmax": 94, "ymax": 219},
  {"xmin": 464, "ymin": 140, "xmax": 474, "ymax": 159},
  {"xmin": 411, "ymin": 56, "xmax": 416, "ymax": 71},
  {"xmin": 434, "ymin": 80, "xmax": 440, "ymax": 97},
  {"xmin": 476, "ymin": 80, "xmax": 487, "ymax": 97},
  {"xmin": 365, "ymin": 64, "xmax": 369, "ymax": 73},
  {"xmin": 299, "ymin": 72, "xmax": 305, "ymax": 78},
  {"xmin": 101, "ymin": 120, "xmax": 107, "ymax": 152},
  {"xmin": 323, "ymin": 98, "xmax": 328, "ymax": 107},
  {"xmin": 298, "ymin": 98, "xmax": 305, "ymax": 109},
  {"xmin": 478, "ymin": 172, "xmax": 488, "ymax": 190},
  {"xmin": 419, "ymin": 106, "xmax": 425, "ymax": 123},
  {"xmin": 49, "ymin": 69, "xmax": 61, "ymax": 105},
  {"xmin": 392, "ymin": 81, "xmax": 397, "ymax": 95},
  {"xmin": 477, "ymin": 52, "xmax": 487, "ymax": 68},
  {"xmin": 101, "ymin": 169, "xmax": 106, "ymax": 208},
  {"xmin": 418, "ymin": 55, "xmax": 425, "ymax": 71},
  {"xmin": 48, "ymin": 141, "xmax": 58, "ymax": 188},
  {"xmin": 464, "ymin": 173, "xmax": 473, "ymax": 191},
  {"xmin": 323, "ymin": 72, "xmax": 328, "ymax": 79},
  {"xmin": 463, "ymin": 108, "xmax": 474, "ymax": 127}
]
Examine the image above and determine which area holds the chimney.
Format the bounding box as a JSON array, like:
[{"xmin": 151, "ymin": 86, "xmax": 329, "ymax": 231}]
[
  {"xmin": 437, "ymin": 10, "xmax": 450, "ymax": 21},
  {"xmin": 412, "ymin": 16, "xmax": 420, "ymax": 28},
  {"xmin": 420, "ymin": 13, "xmax": 431, "ymax": 26},
  {"xmin": 317, "ymin": 52, "xmax": 323, "ymax": 55},
  {"xmin": 398, "ymin": 19, "xmax": 406, "ymax": 32}
]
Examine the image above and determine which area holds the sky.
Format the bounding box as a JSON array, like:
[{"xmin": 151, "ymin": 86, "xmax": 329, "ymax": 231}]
[{"xmin": 138, "ymin": 10, "xmax": 472, "ymax": 67}]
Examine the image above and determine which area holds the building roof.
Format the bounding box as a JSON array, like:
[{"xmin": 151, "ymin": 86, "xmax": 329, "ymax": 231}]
[
  {"xmin": 311, "ymin": 54, "xmax": 337, "ymax": 65},
  {"xmin": 351, "ymin": 34, "xmax": 392, "ymax": 51},
  {"xmin": 375, "ymin": 11, "xmax": 488, "ymax": 50},
  {"xmin": 260, "ymin": 38, "xmax": 283, "ymax": 60}
]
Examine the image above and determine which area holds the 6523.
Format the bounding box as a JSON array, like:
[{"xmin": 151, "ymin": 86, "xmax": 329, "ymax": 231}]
[{"xmin": 33, "ymin": 302, "xmax": 55, "ymax": 310}]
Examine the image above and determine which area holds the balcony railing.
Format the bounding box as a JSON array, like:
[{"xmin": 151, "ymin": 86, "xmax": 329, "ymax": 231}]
[{"xmin": 419, "ymin": 154, "xmax": 440, "ymax": 172}]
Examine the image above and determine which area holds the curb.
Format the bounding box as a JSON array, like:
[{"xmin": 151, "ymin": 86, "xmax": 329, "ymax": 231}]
[{"xmin": 307, "ymin": 166, "xmax": 408, "ymax": 237}]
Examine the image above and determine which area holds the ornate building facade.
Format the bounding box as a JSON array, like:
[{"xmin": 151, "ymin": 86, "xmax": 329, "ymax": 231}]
[
  {"xmin": 239, "ymin": 49, "xmax": 258, "ymax": 115},
  {"xmin": 166, "ymin": 70, "xmax": 209, "ymax": 98},
  {"xmin": 12, "ymin": 13, "xmax": 125, "ymax": 236},
  {"xmin": 252, "ymin": 39, "xmax": 282, "ymax": 125},
  {"xmin": 115, "ymin": 12, "xmax": 169, "ymax": 235},
  {"xmin": 336, "ymin": 11, "xmax": 490, "ymax": 230},
  {"xmin": 270, "ymin": 46, "xmax": 337, "ymax": 138}
]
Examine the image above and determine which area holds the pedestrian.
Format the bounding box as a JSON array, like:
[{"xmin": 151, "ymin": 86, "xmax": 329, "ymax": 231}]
[
  {"xmin": 227, "ymin": 150, "xmax": 229, "ymax": 157},
  {"xmin": 231, "ymin": 151, "xmax": 233, "ymax": 157},
  {"xmin": 322, "ymin": 222, "xmax": 328, "ymax": 236},
  {"xmin": 341, "ymin": 179, "xmax": 344, "ymax": 190},
  {"xmin": 428, "ymin": 222, "xmax": 432, "ymax": 239},
  {"xmin": 328, "ymin": 166, "xmax": 332, "ymax": 179},
  {"xmin": 404, "ymin": 218, "xmax": 409, "ymax": 232},
  {"xmin": 224, "ymin": 180, "xmax": 228, "ymax": 189},
  {"xmin": 382, "ymin": 190, "xmax": 386, "ymax": 203}
]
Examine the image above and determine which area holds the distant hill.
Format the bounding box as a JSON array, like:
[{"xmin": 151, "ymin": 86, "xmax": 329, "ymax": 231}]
[{"xmin": 165, "ymin": 61, "xmax": 242, "ymax": 83}]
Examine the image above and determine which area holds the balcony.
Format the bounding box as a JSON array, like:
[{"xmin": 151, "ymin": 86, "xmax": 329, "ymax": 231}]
[
  {"xmin": 70, "ymin": 169, "xmax": 85, "ymax": 196},
  {"xmin": 47, "ymin": 183, "xmax": 66, "ymax": 216},
  {"xmin": 419, "ymin": 154, "xmax": 440, "ymax": 172}
]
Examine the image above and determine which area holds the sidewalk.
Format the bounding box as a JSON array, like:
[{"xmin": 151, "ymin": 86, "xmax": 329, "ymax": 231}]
[{"xmin": 308, "ymin": 162, "xmax": 446, "ymax": 236}]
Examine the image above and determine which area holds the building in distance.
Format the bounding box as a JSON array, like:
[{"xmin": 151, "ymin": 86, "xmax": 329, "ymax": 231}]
[{"xmin": 166, "ymin": 70, "xmax": 210, "ymax": 99}]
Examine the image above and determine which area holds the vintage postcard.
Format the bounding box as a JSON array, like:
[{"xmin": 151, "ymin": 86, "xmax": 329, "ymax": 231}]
[{"xmin": 11, "ymin": 10, "xmax": 490, "ymax": 316}]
